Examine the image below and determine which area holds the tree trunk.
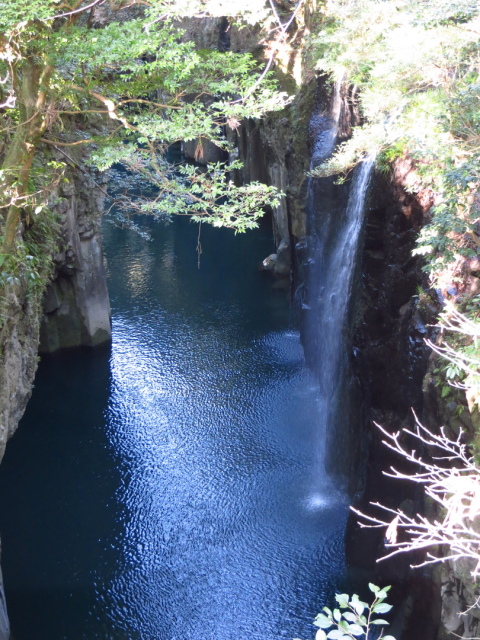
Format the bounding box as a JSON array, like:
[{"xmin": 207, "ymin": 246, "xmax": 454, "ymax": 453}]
[{"xmin": 1, "ymin": 62, "xmax": 54, "ymax": 254}]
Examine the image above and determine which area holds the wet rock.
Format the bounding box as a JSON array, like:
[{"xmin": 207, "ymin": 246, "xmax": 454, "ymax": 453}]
[
  {"xmin": 438, "ymin": 563, "xmax": 480, "ymax": 639},
  {"xmin": 182, "ymin": 138, "xmax": 227, "ymax": 165},
  {"xmin": 0, "ymin": 567, "xmax": 9, "ymax": 640},
  {"xmin": 272, "ymin": 277, "xmax": 290, "ymax": 290},
  {"xmin": 261, "ymin": 253, "xmax": 277, "ymax": 271},
  {"xmin": 466, "ymin": 276, "xmax": 480, "ymax": 296},
  {"xmin": 274, "ymin": 239, "xmax": 291, "ymax": 276}
]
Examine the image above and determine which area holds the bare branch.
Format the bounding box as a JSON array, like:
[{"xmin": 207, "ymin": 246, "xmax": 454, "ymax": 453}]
[
  {"xmin": 47, "ymin": 0, "xmax": 105, "ymax": 20},
  {"xmin": 354, "ymin": 306, "xmax": 480, "ymax": 581},
  {"xmin": 41, "ymin": 137, "xmax": 94, "ymax": 146}
]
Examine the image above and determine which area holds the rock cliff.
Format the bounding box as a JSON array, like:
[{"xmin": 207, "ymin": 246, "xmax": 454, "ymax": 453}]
[
  {"xmin": 39, "ymin": 165, "xmax": 111, "ymax": 353},
  {"xmin": 0, "ymin": 158, "xmax": 110, "ymax": 639}
]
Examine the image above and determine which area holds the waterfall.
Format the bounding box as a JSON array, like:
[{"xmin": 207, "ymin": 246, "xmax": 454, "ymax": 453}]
[
  {"xmin": 308, "ymin": 159, "xmax": 373, "ymax": 395},
  {"xmin": 309, "ymin": 75, "xmax": 343, "ymax": 169},
  {"xmin": 303, "ymin": 79, "xmax": 374, "ymax": 479}
]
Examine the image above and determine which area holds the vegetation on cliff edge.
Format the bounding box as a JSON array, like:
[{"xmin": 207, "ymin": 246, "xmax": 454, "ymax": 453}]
[
  {"xmin": 0, "ymin": 0, "xmax": 291, "ymax": 266},
  {"xmin": 309, "ymin": 0, "xmax": 480, "ymax": 281}
]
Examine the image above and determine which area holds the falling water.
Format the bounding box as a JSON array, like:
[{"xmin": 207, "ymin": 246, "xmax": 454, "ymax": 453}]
[
  {"xmin": 309, "ymin": 75, "xmax": 343, "ymax": 168},
  {"xmin": 309, "ymin": 160, "xmax": 373, "ymax": 390},
  {"xmin": 303, "ymin": 78, "xmax": 374, "ymax": 476}
]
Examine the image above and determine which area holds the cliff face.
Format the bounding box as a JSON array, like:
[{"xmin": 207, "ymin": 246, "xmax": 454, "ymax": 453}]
[
  {"xmin": 1, "ymin": 157, "xmax": 110, "ymax": 435},
  {"xmin": 423, "ymin": 335, "xmax": 480, "ymax": 637},
  {"xmin": 0, "ymin": 162, "xmax": 110, "ymax": 639},
  {"xmin": 0, "ymin": 275, "xmax": 38, "ymax": 640},
  {"xmin": 345, "ymin": 159, "xmax": 441, "ymax": 640},
  {"xmin": 39, "ymin": 168, "xmax": 111, "ymax": 353},
  {"xmin": 0, "ymin": 283, "xmax": 41, "ymax": 464},
  {"xmin": 232, "ymin": 84, "xmax": 314, "ymax": 282},
  {"xmin": 347, "ymin": 157, "xmax": 480, "ymax": 640},
  {"xmin": 0, "ymin": 163, "xmax": 110, "ymax": 456}
]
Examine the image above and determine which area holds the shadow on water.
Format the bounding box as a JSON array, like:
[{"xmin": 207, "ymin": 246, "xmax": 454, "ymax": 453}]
[
  {"xmin": 0, "ymin": 344, "xmax": 120, "ymax": 639},
  {"xmin": 0, "ymin": 214, "xmax": 350, "ymax": 640}
]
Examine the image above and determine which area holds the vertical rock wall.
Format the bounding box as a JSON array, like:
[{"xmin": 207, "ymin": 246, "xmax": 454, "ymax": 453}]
[
  {"xmin": 232, "ymin": 87, "xmax": 314, "ymax": 282},
  {"xmin": 39, "ymin": 169, "xmax": 111, "ymax": 352},
  {"xmin": 346, "ymin": 162, "xmax": 440, "ymax": 640},
  {"xmin": 0, "ymin": 277, "xmax": 37, "ymax": 640},
  {"xmin": 0, "ymin": 161, "xmax": 110, "ymax": 639}
]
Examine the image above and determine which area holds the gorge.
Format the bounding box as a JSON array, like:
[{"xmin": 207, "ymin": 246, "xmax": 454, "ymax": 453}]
[
  {"xmin": 0, "ymin": 210, "xmax": 352, "ymax": 640},
  {"xmin": 1, "ymin": 1, "xmax": 480, "ymax": 639},
  {"xmin": 0, "ymin": 83, "xmax": 421, "ymax": 640}
]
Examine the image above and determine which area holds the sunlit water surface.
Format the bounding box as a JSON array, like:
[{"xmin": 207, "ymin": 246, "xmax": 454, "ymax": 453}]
[{"xmin": 0, "ymin": 216, "xmax": 349, "ymax": 640}]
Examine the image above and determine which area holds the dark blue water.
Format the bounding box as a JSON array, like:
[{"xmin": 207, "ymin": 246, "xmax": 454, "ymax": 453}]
[{"xmin": 0, "ymin": 215, "xmax": 349, "ymax": 640}]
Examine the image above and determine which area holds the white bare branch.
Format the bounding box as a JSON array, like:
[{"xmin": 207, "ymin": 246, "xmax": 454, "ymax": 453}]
[
  {"xmin": 354, "ymin": 304, "xmax": 480, "ymax": 580},
  {"xmin": 354, "ymin": 415, "xmax": 480, "ymax": 578}
]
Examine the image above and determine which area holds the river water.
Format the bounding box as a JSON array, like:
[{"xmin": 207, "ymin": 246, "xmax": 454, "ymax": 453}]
[{"xmin": 0, "ymin": 215, "xmax": 349, "ymax": 640}]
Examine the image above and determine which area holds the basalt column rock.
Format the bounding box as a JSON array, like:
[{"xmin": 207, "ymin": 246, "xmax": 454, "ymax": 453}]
[
  {"xmin": 0, "ymin": 161, "xmax": 111, "ymax": 636},
  {"xmin": 347, "ymin": 159, "xmax": 441, "ymax": 640},
  {"xmin": 39, "ymin": 170, "xmax": 111, "ymax": 352},
  {"xmin": 0, "ymin": 279, "xmax": 35, "ymax": 640}
]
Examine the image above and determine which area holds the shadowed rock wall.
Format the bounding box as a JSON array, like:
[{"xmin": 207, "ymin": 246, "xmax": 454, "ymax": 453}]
[
  {"xmin": 39, "ymin": 169, "xmax": 110, "ymax": 352},
  {"xmin": 0, "ymin": 162, "xmax": 110, "ymax": 638}
]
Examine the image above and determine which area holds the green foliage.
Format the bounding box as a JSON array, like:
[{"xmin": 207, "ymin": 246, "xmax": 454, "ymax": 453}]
[
  {"xmin": 295, "ymin": 584, "xmax": 395, "ymax": 640},
  {"xmin": 428, "ymin": 302, "xmax": 480, "ymax": 423},
  {"xmin": 0, "ymin": 0, "xmax": 291, "ymax": 254},
  {"xmin": 0, "ymin": 205, "xmax": 60, "ymax": 333},
  {"xmin": 0, "ymin": 205, "xmax": 60, "ymax": 296},
  {"xmin": 308, "ymin": 0, "xmax": 480, "ymax": 280},
  {"xmin": 97, "ymin": 152, "xmax": 283, "ymax": 232},
  {"xmin": 0, "ymin": 0, "xmax": 58, "ymax": 32}
]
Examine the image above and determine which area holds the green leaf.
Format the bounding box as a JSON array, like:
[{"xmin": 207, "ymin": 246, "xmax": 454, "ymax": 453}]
[
  {"xmin": 315, "ymin": 630, "xmax": 327, "ymax": 640},
  {"xmin": 441, "ymin": 385, "xmax": 451, "ymax": 397},
  {"xmin": 335, "ymin": 593, "xmax": 350, "ymax": 608},
  {"xmin": 327, "ymin": 631, "xmax": 345, "ymax": 640},
  {"xmin": 372, "ymin": 603, "xmax": 393, "ymax": 614},
  {"xmin": 314, "ymin": 614, "xmax": 332, "ymax": 629},
  {"xmin": 371, "ymin": 619, "xmax": 389, "ymax": 625},
  {"xmin": 368, "ymin": 583, "xmax": 380, "ymax": 594},
  {"xmin": 350, "ymin": 594, "xmax": 366, "ymax": 616},
  {"xmin": 338, "ymin": 620, "xmax": 350, "ymax": 633},
  {"xmin": 343, "ymin": 612, "xmax": 357, "ymax": 623},
  {"xmin": 382, "ymin": 636, "xmax": 396, "ymax": 640},
  {"xmin": 347, "ymin": 623, "xmax": 364, "ymax": 636}
]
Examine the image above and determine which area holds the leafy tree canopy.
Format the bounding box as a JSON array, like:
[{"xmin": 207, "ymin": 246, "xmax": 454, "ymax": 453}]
[{"xmin": 0, "ymin": 0, "xmax": 290, "ymax": 256}]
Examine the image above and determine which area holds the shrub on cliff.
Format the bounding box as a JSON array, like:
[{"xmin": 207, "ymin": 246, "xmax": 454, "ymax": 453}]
[
  {"xmin": 308, "ymin": 0, "xmax": 480, "ymax": 281},
  {"xmin": 355, "ymin": 305, "xmax": 480, "ymax": 584}
]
